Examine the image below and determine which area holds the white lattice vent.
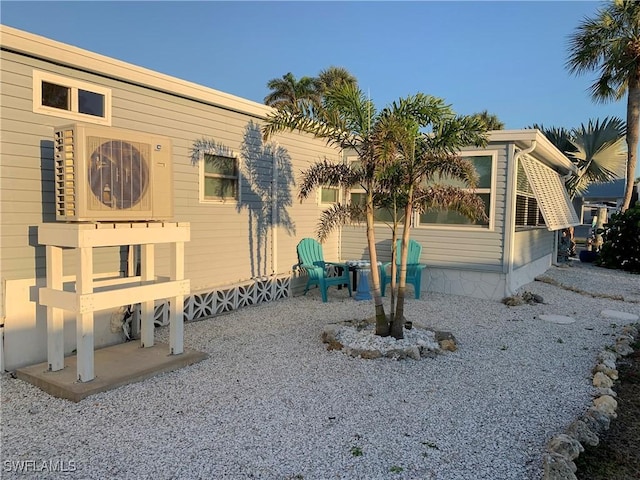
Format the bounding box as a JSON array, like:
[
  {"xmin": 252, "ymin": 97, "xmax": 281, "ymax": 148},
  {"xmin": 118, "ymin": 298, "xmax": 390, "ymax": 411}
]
[{"xmin": 125, "ymin": 275, "xmax": 290, "ymax": 334}]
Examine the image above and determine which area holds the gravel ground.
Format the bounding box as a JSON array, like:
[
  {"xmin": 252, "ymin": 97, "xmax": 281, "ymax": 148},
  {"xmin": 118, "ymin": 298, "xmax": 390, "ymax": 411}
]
[{"xmin": 1, "ymin": 260, "xmax": 639, "ymax": 480}]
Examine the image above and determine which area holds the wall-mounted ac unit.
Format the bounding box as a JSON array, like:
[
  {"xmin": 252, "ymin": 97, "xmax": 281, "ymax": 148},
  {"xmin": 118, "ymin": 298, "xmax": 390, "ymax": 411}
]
[{"xmin": 54, "ymin": 123, "xmax": 173, "ymax": 222}]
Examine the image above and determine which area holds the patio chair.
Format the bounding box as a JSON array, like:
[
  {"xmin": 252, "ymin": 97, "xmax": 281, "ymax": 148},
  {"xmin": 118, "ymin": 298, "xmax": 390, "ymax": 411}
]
[
  {"xmin": 380, "ymin": 239, "xmax": 426, "ymax": 299},
  {"xmin": 295, "ymin": 238, "xmax": 352, "ymax": 302}
]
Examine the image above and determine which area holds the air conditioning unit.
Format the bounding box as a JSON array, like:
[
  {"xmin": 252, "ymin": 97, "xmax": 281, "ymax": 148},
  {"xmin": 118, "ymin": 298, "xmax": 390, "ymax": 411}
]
[{"xmin": 54, "ymin": 123, "xmax": 173, "ymax": 222}]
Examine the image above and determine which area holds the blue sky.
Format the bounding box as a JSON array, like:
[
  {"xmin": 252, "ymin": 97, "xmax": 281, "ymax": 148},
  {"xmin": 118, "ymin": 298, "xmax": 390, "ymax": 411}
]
[{"xmin": 1, "ymin": 1, "xmax": 638, "ymax": 174}]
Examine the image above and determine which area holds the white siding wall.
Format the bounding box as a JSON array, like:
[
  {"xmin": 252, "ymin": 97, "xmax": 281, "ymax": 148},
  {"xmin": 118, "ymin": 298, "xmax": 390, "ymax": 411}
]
[
  {"xmin": 512, "ymin": 229, "xmax": 555, "ymax": 270},
  {"xmin": 0, "ymin": 49, "xmax": 341, "ymax": 317}
]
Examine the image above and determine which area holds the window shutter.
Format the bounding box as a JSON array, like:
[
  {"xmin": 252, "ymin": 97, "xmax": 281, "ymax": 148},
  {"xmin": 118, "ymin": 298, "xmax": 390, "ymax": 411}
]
[{"xmin": 520, "ymin": 156, "xmax": 580, "ymax": 231}]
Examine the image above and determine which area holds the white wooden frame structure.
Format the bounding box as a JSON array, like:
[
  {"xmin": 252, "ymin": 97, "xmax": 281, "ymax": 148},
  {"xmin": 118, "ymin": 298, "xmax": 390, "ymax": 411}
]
[{"xmin": 38, "ymin": 222, "xmax": 190, "ymax": 382}]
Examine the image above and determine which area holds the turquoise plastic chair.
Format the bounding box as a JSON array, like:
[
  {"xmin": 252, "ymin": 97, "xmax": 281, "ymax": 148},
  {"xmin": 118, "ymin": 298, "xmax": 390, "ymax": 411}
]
[
  {"xmin": 380, "ymin": 239, "xmax": 426, "ymax": 299},
  {"xmin": 295, "ymin": 238, "xmax": 352, "ymax": 302}
]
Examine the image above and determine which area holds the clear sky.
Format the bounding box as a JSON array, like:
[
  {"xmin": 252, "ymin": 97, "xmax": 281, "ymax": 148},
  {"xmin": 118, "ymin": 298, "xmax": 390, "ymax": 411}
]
[{"xmin": 1, "ymin": 0, "xmax": 638, "ymax": 175}]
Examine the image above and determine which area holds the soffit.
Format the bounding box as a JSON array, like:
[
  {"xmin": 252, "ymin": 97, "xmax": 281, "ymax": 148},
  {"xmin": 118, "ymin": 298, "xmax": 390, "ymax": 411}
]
[{"xmin": 520, "ymin": 155, "xmax": 581, "ymax": 231}]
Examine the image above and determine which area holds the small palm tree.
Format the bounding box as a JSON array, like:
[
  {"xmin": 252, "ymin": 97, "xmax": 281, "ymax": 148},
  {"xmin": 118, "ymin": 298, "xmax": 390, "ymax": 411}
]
[
  {"xmin": 566, "ymin": 0, "xmax": 640, "ymax": 211},
  {"xmin": 375, "ymin": 96, "xmax": 489, "ymax": 337},
  {"xmin": 264, "ymin": 72, "xmax": 320, "ymax": 113}
]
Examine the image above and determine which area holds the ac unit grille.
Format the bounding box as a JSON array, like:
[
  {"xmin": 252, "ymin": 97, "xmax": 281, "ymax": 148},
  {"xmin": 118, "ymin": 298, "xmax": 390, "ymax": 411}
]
[{"xmin": 87, "ymin": 137, "xmax": 150, "ymax": 211}]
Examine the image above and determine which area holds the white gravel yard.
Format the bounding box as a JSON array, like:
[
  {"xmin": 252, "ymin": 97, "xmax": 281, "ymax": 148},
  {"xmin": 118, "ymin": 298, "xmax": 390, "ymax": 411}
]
[{"xmin": 1, "ymin": 261, "xmax": 639, "ymax": 480}]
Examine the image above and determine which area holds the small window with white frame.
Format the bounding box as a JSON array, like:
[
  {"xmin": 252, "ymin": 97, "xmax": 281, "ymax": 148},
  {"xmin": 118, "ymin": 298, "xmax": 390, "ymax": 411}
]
[
  {"xmin": 319, "ymin": 187, "xmax": 340, "ymax": 204},
  {"xmin": 33, "ymin": 70, "xmax": 111, "ymax": 125},
  {"xmin": 201, "ymin": 152, "xmax": 240, "ymax": 202},
  {"xmin": 418, "ymin": 151, "xmax": 496, "ymax": 229}
]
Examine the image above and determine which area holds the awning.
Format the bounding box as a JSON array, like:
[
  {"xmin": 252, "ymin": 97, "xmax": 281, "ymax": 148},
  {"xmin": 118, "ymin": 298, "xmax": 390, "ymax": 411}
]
[{"xmin": 520, "ymin": 155, "xmax": 581, "ymax": 231}]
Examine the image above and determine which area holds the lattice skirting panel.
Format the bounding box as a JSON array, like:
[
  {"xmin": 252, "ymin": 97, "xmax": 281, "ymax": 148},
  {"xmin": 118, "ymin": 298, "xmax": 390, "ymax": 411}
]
[{"xmin": 131, "ymin": 275, "xmax": 291, "ymax": 328}]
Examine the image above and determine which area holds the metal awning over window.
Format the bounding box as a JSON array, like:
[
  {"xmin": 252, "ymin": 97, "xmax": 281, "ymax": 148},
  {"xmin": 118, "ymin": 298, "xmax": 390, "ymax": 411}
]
[{"xmin": 520, "ymin": 155, "xmax": 580, "ymax": 231}]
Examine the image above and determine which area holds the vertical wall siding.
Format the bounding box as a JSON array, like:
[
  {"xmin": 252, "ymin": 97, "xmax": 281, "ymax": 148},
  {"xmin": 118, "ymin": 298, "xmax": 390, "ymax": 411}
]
[{"xmin": 0, "ymin": 50, "xmax": 341, "ymax": 317}]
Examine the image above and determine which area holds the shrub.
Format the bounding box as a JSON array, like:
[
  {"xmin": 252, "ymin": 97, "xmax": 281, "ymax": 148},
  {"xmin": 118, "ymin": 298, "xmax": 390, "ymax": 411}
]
[{"xmin": 596, "ymin": 204, "xmax": 640, "ymax": 273}]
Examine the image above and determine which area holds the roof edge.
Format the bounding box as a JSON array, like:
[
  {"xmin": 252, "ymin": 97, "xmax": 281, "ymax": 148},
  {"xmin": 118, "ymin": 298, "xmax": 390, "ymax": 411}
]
[
  {"xmin": 489, "ymin": 129, "xmax": 578, "ymax": 174},
  {"xmin": 0, "ymin": 24, "xmax": 273, "ymax": 118}
]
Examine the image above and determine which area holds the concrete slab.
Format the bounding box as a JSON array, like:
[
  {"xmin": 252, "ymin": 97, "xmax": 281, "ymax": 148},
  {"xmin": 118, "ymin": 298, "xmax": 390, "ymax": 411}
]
[
  {"xmin": 601, "ymin": 310, "xmax": 639, "ymax": 322},
  {"xmin": 539, "ymin": 314, "xmax": 576, "ymax": 325},
  {"xmin": 16, "ymin": 341, "xmax": 208, "ymax": 402}
]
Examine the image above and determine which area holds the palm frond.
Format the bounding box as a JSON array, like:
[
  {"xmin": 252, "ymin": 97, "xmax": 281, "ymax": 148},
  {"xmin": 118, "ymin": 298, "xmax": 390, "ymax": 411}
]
[
  {"xmin": 316, "ymin": 203, "xmax": 366, "ymax": 242},
  {"xmin": 298, "ymin": 160, "xmax": 363, "ymax": 200},
  {"xmin": 414, "ymin": 185, "xmax": 488, "ymax": 224},
  {"xmin": 420, "ymin": 153, "xmax": 480, "ymax": 188}
]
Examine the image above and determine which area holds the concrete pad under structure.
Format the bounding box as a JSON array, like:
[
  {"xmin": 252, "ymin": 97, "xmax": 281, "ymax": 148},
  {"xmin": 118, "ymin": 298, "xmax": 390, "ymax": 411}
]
[{"xmin": 16, "ymin": 341, "xmax": 208, "ymax": 402}]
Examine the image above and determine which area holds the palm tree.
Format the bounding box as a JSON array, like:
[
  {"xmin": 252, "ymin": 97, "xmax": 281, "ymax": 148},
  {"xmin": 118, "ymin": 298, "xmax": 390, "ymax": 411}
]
[
  {"xmin": 263, "ymin": 83, "xmax": 391, "ymax": 336},
  {"xmin": 566, "ymin": 0, "xmax": 640, "ymax": 211},
  {"xmin": 375, "ymin": 96, "xmax": 489, "ymax": 338},
  {"xmin": 264, "ymin": 72, "xmax": 320, "ymax": 112},
  {"xmin": 469, "ymin": 110, "xmax": 505, "ymax": 130},
  {"xmin": 532, "ymin": 117, "xmax": 627, "ymax": 197},
  {"xmin": 314, "ymin": 66, "xmax": 358, "ymax": 95}
]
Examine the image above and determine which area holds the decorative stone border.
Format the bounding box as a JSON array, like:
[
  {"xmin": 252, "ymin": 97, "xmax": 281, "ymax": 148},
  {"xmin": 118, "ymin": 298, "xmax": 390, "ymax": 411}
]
[
  {"xmin": 542, "ymin": 322, "xmax": 639, "ymax": 479},
  {"xmin": 321, "ymin": 318, "xmax": 458, "ymax": 360}
]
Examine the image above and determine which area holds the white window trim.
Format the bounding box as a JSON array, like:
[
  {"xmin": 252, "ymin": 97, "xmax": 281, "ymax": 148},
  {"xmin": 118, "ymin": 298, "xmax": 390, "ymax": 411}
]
[
  {"xmin": 318, "ymin": 186, "xmax": 341, "ymax": 205},
  {"xmin": 416, "ymin": 150, "xmax": 497, "ymax": 232},
  {"xmin": 198, "ymin": 147, "xmax": 241, "ymax": 204},
  {"xmin": 32, "ymin": 70, "xmax": 112, "ymax": 125}
]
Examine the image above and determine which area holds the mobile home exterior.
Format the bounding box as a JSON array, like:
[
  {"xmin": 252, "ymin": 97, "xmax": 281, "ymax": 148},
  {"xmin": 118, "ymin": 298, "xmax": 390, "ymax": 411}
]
[
  {"xmin": 0, "ymin": 25, "xmax": 342, "ymax": 370},
  {"xmin": 341, "ymin": 130, "xmax": 581, "ymax": 300},
  {"xmin": 0, "ymin": 25, "xmax": 580, "ymax": 371}
]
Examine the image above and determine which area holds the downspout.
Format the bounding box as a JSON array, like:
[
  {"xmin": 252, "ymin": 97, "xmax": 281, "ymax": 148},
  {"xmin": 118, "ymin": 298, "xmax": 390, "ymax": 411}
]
[
  {"xmin": 271, "ymin": 146, "xmax": 278, "ymax": 276},
  {"xmin": 505, "ymin": 140, "xmax": 537, "ymax": 293}
]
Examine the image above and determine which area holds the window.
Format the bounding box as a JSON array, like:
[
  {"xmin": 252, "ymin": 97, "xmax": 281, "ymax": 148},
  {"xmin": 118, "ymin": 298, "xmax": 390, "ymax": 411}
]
[
  {"xmin": 350, "ymin": 192, "xmax": 395, "ymax": 223},
  {"xmin": 515, "ymin": 159, "xmax": 545, "ymax": 227},
  {"xmin": 418, "ymin": 153, "xmax": 495, "ymax": 228},
  {"xmin": 33, "ymin": 70, "xmax": 111, "ymax": 125},
  {"xmin": 202, "ymin": 154, "xmax": 239, "ymax": 201},
  {"xmin": 320, "ymin": 187, "xmax": 339, "ymax": 204}
]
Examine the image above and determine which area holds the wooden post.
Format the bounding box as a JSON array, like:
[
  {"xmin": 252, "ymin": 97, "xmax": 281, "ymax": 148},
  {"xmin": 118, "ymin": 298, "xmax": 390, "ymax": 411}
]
[
  {"xmin": 140, "ymin": 244, "xmax": 155, "ymax": 348},
  {"xmin": 46, "ymin": 245, "xmax": 64, "ymax": 371},
  {"xmin": 170, "ymin": 242, "xmax": 185, "ymax": 355},
  {"xmin": 76, "ymin": 247, "xmax": 94, "ymax": 382}
]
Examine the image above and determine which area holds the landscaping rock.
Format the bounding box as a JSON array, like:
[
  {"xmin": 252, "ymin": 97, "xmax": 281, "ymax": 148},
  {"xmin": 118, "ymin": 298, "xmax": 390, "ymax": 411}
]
[
  {"xmin": 584, "ymin": 407, "xmax": 611, "ymax": 433},
  {"xmin": 547, "ymin": 434, "xmax": 583, "ymax": 461},
  {"xmin": 321, "ymin": 325, "xmax": 339, "ymax": 344},
  {"xmin": 593, "ymin": 395, "xmax": 618, "ymax": 418},
  {"xmin": 566, "ymin": 419, "xmax": 599, "ymax": 447},
  {"xmin": 593, "ymin": 387, "xmax": 617, "ymax": 398},
  {"xmin": 622, "ymin": 324, "xmax": 638, "ymax": 338},
  {"xmin": 614, "ymin": 341, "xmax": 634, "ymax": 357},
  {"xmin": 592, "ymin": 363, "xmax": 619, "ymax": 380},
  {"xmin": 592, "ymin": 371, "xmax": 614, "ymax": 389},
  {"xmin": 601, "ymin": 310, "xmax": 639, "ymax": 322},
  {"xmin": 596, "ymin": 350, "xmax": 618, "ymax": 365},
  {"xmin": 542, "ymin": 452, "xmax": 578, "ymax": 480},
  {"xmin": 434, "ymin": 331, "xmax": 458, "ymax": 352}
]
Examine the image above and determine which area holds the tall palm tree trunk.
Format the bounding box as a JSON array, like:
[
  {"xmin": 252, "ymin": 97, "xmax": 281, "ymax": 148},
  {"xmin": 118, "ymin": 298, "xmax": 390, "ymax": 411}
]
[
  {"xmin": 623, "ymin": 74, "xmax": 640, "ymax": 212},
  {"xmin": 391, "ymin": 201, "xmax": 413, "ymax": 339},
  {"xmin": 366, "ymin": 190, "xmax": 388, "ymax": 336}
]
